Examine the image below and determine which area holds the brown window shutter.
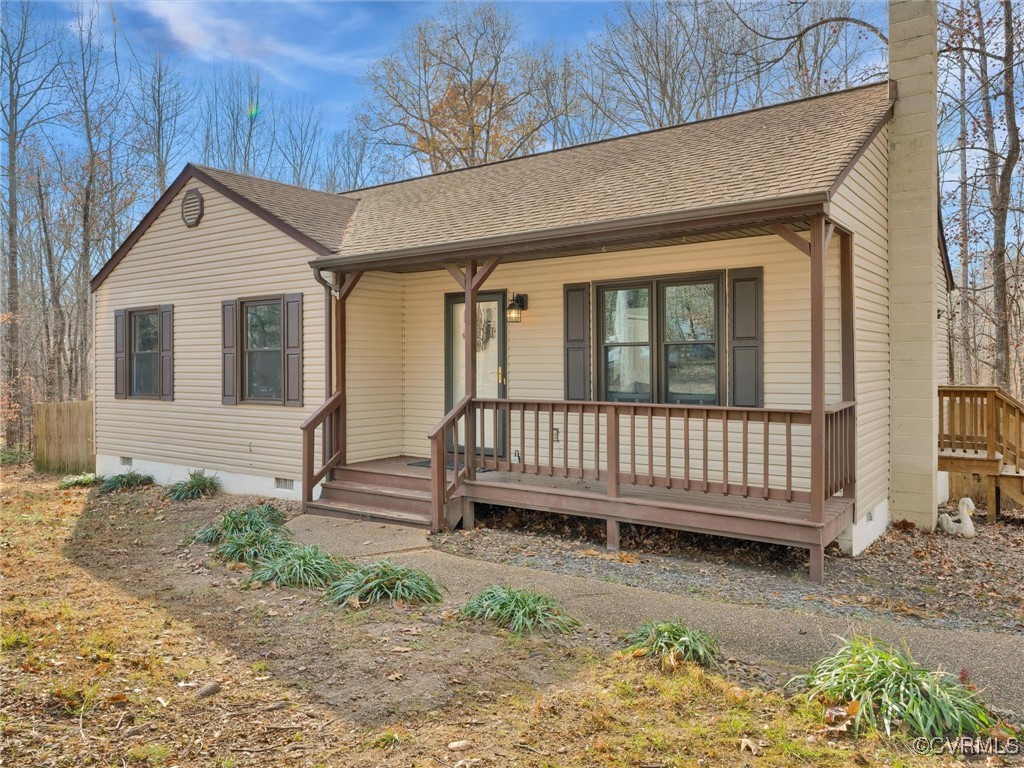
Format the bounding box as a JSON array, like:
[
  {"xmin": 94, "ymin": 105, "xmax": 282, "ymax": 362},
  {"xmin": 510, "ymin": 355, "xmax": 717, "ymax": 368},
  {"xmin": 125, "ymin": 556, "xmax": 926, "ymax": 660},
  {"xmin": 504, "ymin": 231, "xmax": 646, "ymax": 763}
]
[
  {"xmin": 159, "ymin": 304, "xmax": 174, "ymax": 400},
  {"xmin": 114, "ymin": 309, "xmax": 127, "ymax": 399},
  {"xmin": 729, "ymin": 268, "xmax": 763, "ymax": 408},
  {"xmin": 283, "ymin": 293, "xmax": 303, "ymax": 407},
  {"xmin": 564, "ymin": 283, "xmax": 590, "ymax": 400},
  {"xmin": 222, "ymin": 300, "xmax": 238, "ymax": 405}
]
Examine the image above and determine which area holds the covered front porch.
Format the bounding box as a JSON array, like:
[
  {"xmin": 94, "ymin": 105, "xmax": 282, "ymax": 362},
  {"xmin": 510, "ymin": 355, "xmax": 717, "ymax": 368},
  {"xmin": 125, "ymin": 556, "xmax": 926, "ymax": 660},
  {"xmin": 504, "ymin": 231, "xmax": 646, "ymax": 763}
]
[{"xmin": 300, "ymin": 208, "xmax": 861, "ymax": 582}]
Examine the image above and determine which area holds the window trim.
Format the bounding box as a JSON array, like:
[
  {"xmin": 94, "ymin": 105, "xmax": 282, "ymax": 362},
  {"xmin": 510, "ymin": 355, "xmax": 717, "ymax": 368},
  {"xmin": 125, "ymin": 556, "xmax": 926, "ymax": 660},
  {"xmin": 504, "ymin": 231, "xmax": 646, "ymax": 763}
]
[
  {"xmin": 593, "ymin": 270, "xmax": 726, "ymax": 405},
  {"xmin": 238, "ymin": 294, "xmax": 286, "ymax": 405},
  {"xmin": 127, "ymin": 306, "xmax": 161, "ymax": 400}
]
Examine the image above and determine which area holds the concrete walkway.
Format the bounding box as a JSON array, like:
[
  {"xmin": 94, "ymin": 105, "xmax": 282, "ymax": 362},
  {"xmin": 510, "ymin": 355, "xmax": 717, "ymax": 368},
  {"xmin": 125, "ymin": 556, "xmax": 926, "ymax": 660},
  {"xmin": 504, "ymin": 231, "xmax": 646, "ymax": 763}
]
[{"xmin": 289, "ymin": 515, "xmax": 1024, "ymax": 715}]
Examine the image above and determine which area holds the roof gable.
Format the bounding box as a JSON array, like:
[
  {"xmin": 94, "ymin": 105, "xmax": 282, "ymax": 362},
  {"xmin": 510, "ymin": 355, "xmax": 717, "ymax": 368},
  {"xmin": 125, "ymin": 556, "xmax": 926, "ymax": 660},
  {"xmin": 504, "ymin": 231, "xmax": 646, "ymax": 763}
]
[{"xmin": 91, "ymin": 165, "xmax": 357, "ymax": 292}]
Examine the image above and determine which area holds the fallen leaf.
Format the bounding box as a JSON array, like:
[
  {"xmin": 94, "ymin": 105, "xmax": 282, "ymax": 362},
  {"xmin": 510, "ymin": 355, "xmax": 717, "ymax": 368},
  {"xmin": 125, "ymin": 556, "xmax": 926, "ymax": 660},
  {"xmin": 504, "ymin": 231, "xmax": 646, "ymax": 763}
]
[
  {"xmin": 448, "ymin": 740, "xmax": 472, "ymax": 751},
  {"xmin": 739, "ymin": 738, "xmax": 762, "ymax": 755}
]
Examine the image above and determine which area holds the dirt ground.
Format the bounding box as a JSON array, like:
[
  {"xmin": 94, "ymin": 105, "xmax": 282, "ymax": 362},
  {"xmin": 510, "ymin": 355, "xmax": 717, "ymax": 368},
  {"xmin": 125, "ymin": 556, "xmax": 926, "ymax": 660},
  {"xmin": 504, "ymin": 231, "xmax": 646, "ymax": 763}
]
[{"xmin": 0, "ymin": 465, "xmax": 994, "ymax": 766}]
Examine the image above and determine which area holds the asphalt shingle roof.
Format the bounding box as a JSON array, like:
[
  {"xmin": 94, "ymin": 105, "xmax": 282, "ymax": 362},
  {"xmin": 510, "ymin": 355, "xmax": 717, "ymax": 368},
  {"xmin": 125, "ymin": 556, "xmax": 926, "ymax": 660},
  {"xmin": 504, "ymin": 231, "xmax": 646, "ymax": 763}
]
[
  {"xmin": 188, "ymin": 83, "xmax": 894, "ymax": 263},
  {"xmin": 328, "ymin": 82, "xmax": 892, "ymax": 261}
]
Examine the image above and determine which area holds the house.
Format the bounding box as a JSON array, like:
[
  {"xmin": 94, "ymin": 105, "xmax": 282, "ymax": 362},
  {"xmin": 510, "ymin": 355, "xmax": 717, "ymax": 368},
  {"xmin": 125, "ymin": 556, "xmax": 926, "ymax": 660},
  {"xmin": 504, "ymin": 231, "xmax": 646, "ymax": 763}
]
[{"xmin": 92, "ymin": 3, "xmax": 986, "ymax": 582}]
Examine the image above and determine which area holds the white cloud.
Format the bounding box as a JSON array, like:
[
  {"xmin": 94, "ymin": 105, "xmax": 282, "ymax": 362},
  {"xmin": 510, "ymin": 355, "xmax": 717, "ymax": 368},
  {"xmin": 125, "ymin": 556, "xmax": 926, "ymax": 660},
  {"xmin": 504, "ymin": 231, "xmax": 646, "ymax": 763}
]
[{"xmin": 132, "ymin": 0, "xmax": 373, "ymax": 83}]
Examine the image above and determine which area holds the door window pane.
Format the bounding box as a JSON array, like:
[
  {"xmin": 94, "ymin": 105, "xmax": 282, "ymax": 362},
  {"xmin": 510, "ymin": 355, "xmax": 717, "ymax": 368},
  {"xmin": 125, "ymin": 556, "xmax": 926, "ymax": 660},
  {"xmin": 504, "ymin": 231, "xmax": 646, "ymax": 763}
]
[
  {"xmin": 664, "ymin": 282, "xmax": 716, "ymax": 341},
  {"xmin": 244, "ymin": 302, "xmax": 283, "ymax": 400},
  {"xmin": 665, "ymin": 343, "xmax": 717, "ymax": 404},
  {"xmin": 605, "ymin": 345, "xmax": 651, "ymax": 401},
  {"xmin": 130, "ymin": 311, "xmax": 159, "ymax": 396}
]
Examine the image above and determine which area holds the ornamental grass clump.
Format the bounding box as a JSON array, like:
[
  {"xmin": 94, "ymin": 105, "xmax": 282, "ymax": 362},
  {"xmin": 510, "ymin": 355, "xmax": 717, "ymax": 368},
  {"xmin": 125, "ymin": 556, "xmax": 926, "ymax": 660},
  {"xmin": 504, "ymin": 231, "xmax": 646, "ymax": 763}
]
[
  {"xmin": 98, "ymin": 470, "xmax": 154, "ymax": 494},
  {"xmin": 323, "ymin": 560, "xmax": 444, "ymax": 608},
  {"xmin": 623, "ymin": 620, "xmax": 720, "ymax": 671},
  {"xmin": 192, "ymin": 503, "xmax": 288, "ymax": 545},
  {"xmin": 215, "ymin": 528, "xmax": 294, "ymax": 566},
  {"xmin": 166, "ymin": 469, "xmax": 221, "ymax": 501},
  {"xmin": 794, "ymin": 636, "xmax": 994, "ymax": 739},
  {"xmin": 57, "ymin": 472, "xmax": 101, "ymax": 489},
  {"xmin": 248, "ymin": 545, "xmax": 353, "ymax": 589},
  {"xmin": 461, "ymin": 585, "xmax": 580, "ymax": 635}
]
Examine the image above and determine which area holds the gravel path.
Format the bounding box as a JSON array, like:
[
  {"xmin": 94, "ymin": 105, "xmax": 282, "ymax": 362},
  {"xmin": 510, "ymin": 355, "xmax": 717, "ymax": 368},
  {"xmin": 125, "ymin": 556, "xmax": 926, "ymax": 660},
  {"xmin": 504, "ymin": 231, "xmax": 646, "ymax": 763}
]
[{"xmin": 432, "ymin": 502, "xmax": 1024, "ymax": 635}]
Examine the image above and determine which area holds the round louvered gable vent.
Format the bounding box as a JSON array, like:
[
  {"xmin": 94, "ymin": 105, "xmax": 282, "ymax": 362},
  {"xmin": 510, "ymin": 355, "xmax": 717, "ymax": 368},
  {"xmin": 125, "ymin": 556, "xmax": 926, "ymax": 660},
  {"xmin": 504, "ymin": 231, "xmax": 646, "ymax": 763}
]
[{"xmin": 181, "ymin": 188, "xmax": 204, "ymax": 228}]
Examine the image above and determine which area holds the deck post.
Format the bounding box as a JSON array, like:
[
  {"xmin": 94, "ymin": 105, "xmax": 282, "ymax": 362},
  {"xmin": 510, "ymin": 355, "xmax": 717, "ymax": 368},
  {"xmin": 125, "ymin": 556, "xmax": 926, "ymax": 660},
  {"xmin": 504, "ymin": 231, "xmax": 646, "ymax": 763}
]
[
  {"xmin": 334, "ymin": 272, "xmax": 363, "ymax": 468},
  {"xmin": 323, "ymin": 276, "xmax": 334, "ymax": 464},
  {"xmin": 606, "ymin": 518, "xmax": 620, "ymax": 551},
  {"xmin": 840, "ymin": 231, "xmax": 857, "ymax": 503},
  {"xmin": 464, "ymin": 259, "xmax": 477, "ymax": 481},
  {"xmin": 809, "ymin": 217, "xmax": 827, "ymax": 524}
]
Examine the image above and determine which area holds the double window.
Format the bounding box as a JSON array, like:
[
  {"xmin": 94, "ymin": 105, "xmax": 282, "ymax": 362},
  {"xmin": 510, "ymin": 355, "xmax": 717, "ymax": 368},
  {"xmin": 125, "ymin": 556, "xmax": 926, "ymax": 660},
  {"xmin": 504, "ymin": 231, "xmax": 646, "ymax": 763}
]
[
  {"xmin": 114, "ymin": 305, "xmax": 173, "ymax": 400},
  {"xmin": 598, "ymin": 275, "xmax": 723, "ymax": 405},
  {"xmin": 221, "ymin": 293, "xmax": 303, "ymax": 406}
]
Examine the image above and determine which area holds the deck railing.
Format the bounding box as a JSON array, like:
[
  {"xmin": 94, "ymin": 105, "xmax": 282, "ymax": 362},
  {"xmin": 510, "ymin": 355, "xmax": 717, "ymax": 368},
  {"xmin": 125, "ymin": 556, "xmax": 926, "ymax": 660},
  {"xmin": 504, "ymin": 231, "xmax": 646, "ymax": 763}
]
[
  {"xmin": 428, "ymin": 397, "xmax": 857, "ymax": 527},
  {"xmin": 939, "ymin": 385, "xmax": 1024, "ymax": 474}
]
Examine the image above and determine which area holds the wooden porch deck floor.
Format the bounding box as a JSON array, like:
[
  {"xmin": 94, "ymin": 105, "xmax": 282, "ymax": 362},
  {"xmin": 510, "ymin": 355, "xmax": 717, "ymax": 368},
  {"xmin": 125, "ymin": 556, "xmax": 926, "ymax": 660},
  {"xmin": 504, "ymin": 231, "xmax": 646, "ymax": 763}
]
[{"xmin": 331, "ymin": 456, "xmax": 853, "ymax": 556}]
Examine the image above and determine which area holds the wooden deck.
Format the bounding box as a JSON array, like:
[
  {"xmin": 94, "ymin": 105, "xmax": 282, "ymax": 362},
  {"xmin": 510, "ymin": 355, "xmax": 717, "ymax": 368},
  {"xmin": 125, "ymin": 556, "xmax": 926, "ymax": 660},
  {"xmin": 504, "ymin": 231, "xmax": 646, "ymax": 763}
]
[{"xmin": 307, "ymin": 455, "xmax": 854, "ymax": 582}]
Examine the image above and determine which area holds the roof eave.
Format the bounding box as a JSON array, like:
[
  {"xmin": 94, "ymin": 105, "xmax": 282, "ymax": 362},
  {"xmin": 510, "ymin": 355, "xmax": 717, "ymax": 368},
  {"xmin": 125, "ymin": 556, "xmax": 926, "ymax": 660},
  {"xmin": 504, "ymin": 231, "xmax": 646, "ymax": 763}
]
[{"xmin": 309, "ymin": 192, "xmax": 831, "ymax": 272}]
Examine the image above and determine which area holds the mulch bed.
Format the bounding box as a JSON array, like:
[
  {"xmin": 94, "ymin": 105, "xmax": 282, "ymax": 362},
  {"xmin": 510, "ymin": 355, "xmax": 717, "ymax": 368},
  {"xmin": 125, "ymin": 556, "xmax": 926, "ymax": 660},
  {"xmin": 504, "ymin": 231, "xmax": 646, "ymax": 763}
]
[{"xmin": 432, "ymin": 501, "xmax": 1024, "ymax": 634}]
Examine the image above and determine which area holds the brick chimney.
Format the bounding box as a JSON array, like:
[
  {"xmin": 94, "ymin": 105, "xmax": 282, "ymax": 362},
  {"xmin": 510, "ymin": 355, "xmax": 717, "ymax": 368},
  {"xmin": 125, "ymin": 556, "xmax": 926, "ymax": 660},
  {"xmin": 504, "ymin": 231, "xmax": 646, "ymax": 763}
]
[{"xmin": 888, "ymin": 0, "xmax": 941, "ymax": 529}]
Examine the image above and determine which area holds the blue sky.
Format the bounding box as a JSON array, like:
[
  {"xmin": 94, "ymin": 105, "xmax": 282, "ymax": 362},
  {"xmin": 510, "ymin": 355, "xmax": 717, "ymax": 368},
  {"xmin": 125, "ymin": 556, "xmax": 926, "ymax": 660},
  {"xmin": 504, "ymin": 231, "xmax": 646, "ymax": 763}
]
[{"xmin": 41, "ymin": 1, "xmax": 610, "ymax": 123}]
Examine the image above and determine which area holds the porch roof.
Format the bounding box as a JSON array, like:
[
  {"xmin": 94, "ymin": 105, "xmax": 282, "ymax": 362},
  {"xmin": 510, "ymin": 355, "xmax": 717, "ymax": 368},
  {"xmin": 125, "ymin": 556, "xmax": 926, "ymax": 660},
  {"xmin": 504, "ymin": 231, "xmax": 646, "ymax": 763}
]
[{"xmin": 316, "ymin": 81, "xmax": 893, "ymax": 271}]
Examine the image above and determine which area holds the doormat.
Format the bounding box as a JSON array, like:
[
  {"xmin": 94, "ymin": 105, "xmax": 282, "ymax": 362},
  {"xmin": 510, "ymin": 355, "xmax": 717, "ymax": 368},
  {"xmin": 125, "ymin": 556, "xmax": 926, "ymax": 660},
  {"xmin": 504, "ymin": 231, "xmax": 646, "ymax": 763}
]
[{"xmin": 408, "ymin": 459, "xmax": 492, "ymax": 473}]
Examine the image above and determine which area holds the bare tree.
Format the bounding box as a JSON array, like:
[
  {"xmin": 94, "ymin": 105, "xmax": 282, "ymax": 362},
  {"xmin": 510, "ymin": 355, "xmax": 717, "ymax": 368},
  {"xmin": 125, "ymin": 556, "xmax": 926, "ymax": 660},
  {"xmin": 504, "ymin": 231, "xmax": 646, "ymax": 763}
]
[
  {"xmin": 364, "ymin": 2, "xmax": 553, "ymax": 173},
  {"xmin": 130, "ymin": 52, "xmax": 195, "ymax": 198},
  {"xmin": 588, "ymin": 1, "xmax": 765, "ymax": 132},
  {"xmin": 278, "ymin": 97, "xmax": 325, "ymax": 187},
  {"xmin": 200, "ymin": 65, "xmax": 277, "ymax": 177},
  {"xmin": 1, "ymin": 0, "xmax": 61, "ymax": 446}
]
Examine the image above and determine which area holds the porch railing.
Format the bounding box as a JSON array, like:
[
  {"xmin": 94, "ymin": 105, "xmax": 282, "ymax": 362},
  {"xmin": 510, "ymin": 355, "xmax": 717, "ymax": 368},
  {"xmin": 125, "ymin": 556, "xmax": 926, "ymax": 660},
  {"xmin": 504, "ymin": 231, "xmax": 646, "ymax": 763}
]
[
  {"xmin": 939, "ymin": 385, "xmax": 1024, "ymax": 474},
  {"xmin": 427, "ymin": 397, "xmax": 857, "ymax": 528},
  {"xmin": 300, "ymin": 390, "xmax": 344, "ymax": 504}
]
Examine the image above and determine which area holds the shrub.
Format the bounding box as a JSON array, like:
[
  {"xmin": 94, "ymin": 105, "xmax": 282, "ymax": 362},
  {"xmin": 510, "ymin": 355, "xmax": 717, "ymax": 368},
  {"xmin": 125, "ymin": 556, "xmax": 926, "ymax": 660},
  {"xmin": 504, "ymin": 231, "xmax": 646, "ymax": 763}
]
[
  {"xmin": 193, "ymin": 503, "xmax": 287, "ymax": 545},
  {"xmin": 323, "ymin": 560, "xmax": 444, "ymax": 608},
  {"xmin": 794, "ymin": 636, "xmax": 994, "ymax": 738},
  {"xmin": 461, "ymin": 585, "xmax": 580, "ymax": 635},
  {"xmin": 0, "ymin": 443, "xmax": 30, "ymax": 466},
  {"xmin": 623, "ymin": 620, "xmax": 720, "ymax": 671},
  {"xmin": 166, "ymin": 469, "xmax": 221, "ymax": 501},
  {"xmin": 215, "ymin": 528, "xmax": 294, "ymax": 566},
  {"xmin": 248, "ymin": 545, "xmax": 352, "ymax": 589},
  {"xmin": 57, "ymin": 472, "xmax": 101, "ymax": 489},
  {"xmin": 98, "ymin": 470, "xmax": 154, "ymax": 494}
]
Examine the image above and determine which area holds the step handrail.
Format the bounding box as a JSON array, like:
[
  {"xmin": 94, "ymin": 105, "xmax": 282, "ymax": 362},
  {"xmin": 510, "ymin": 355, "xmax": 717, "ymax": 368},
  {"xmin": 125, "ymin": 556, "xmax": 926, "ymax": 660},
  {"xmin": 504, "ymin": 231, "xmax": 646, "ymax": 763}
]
[
  {"xmin": 427, "ymin": 396, "xmax": 473, "ymax": 530},
  {"xmin": 301, "ymin": 390, "xmax": 346, "ymax": 504}
]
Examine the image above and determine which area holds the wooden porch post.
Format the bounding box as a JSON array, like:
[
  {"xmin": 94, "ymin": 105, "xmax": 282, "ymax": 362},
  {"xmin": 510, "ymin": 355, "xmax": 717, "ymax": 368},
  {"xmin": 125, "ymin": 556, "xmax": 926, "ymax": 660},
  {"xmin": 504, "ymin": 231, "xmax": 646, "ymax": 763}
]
[
  {"xmin": 334, "ymin": 272, "xmax": 362, "ymax": 467},
  {"xmin": 464, "ymin": 259, "xmax": 478, "ymax": 481},
  {"xmin": 809, "ymin": 217, "xmax": 828, "ymax": 525},
  {"xmin": 840, "ymin": 231, "xmax": 857, "ymax": 504}
]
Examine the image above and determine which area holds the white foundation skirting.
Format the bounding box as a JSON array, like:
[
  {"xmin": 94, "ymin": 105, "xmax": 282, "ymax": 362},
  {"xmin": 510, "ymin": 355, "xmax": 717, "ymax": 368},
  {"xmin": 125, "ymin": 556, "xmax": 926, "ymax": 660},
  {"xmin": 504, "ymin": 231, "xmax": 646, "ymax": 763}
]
[
  {"xmin": 95, "ymin": 454, "xmax": 308, "ymax": 502},
  {"xmin": 837, "ymin": 498, "xmax": 889, "ymax": 556}
]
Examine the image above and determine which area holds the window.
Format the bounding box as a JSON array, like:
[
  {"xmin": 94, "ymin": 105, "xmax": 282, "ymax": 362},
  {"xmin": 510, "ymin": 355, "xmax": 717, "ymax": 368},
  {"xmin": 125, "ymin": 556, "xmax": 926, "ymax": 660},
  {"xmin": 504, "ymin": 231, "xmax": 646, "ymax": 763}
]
[
  {"xmin": 130, "ymin": 310, "xmax": 160, "ymax": 396},
  {"xmin": 597, "ymin": 274, "xmax": 723, "ymax": 405},
  {"xmin": 221, "ymin": 294, "xmax": 303, "ymax": 406},
  {"xmin": 243, "ymin": 300, "xmax": 284, "ymax": 401},
  {"xmin": 114, "ymin": 305, "xmax": 173, "ymax": 400}
]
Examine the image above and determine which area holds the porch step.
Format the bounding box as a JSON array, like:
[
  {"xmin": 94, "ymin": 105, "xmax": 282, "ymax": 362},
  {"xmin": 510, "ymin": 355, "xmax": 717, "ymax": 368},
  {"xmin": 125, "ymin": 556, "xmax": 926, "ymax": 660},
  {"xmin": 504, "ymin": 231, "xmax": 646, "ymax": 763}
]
[
  {"xmin": 321, "ymin": 479, "xmax": 432, "ymax": 515},
  {"xmin": 330, "ymin": 464, "xmax": 431, "ymax": 492},
  {"xmin": 305, "ymin": 498, "xmax": 431, "ymax": 528}
]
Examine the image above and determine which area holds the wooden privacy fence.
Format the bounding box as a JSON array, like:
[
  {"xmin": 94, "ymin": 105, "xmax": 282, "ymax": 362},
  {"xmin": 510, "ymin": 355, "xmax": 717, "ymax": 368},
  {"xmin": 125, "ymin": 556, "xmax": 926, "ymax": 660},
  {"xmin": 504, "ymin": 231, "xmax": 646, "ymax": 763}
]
[{"xmin": 33, "ymin": 401, "xmax": 94, "ymax": 473}]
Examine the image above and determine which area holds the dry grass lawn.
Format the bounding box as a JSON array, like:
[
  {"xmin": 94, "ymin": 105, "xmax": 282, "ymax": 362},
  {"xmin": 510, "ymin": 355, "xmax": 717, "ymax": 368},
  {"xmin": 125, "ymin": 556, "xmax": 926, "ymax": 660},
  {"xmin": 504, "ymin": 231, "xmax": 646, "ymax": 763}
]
[{"xmin": 0, "ymin": 465, "xmax": 970, "ymax": 767}]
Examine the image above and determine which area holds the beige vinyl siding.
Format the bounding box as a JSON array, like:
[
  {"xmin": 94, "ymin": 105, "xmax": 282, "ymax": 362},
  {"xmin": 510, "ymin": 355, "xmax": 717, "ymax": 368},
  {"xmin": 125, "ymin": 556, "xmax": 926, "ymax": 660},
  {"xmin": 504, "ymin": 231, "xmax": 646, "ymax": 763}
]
[
  {"xmin": 936, "ymin": 251, "xmax": 950, "ymax": 384},
  {"xmin": 399, "ymin": 236, "xmax": 843, "ymax": 466},
  {"xmin": 829, "ymin": 128, "xmax": 890, "ymax": 518},
  {"xmin": 94, "ymin": 180, "xmax": 330, "ymax": 481},
  {"xmin": 347, "ymin": 272, "xmax": 404, "ymax": 462}
]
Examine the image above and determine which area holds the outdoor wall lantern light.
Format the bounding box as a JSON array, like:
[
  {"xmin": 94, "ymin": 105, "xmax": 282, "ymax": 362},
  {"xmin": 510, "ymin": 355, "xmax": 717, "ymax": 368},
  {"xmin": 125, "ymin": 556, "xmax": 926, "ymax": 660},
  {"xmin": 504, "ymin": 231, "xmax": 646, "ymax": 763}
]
[{"xmin": 506, "ymin": 293, "xmax": 528, "ymax": 323}]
